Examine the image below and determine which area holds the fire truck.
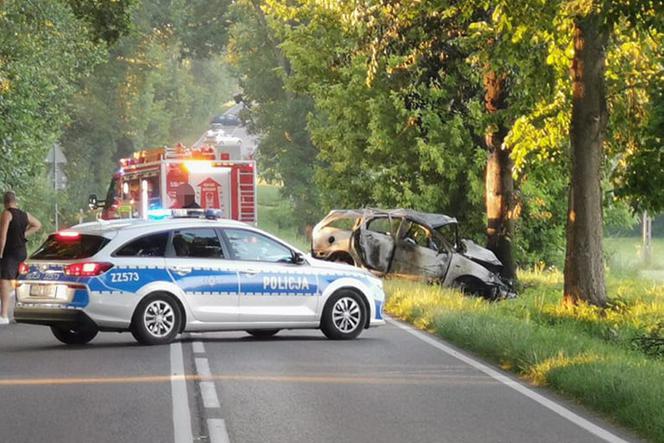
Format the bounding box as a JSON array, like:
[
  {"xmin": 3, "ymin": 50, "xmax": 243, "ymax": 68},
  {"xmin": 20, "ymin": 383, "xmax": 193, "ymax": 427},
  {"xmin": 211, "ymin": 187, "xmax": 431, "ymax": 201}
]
[{"xmin": 90, "ymin": 144, "xmax": 257, "ymax": 224}]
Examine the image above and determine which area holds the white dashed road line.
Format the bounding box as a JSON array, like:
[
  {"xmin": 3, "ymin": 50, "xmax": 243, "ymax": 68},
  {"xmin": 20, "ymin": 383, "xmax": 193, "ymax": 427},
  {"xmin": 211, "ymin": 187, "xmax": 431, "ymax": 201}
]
[
  {"xmin": 200, "ymin": 381, "xmax": 221, "ymax": 408},
  {"xmin": 388, "ymin": 316, "xmax": 630, "ymax": 443},
  {"xmin": 208, "ymin": 419, "xmax": 231, "ymax": 443},
  {"xmin": 195, "ymin": 357, "xmax": 212, "ymax": 377},
  {"xmin": 189, "ymin": 342, "xmax": 231, "ymax": 442},
  {"xmin": 170, "ymin": 342, "xmax": 194, "ymax": 443},
  {"xmin": 192, "ymin": 341, "xmax": 205, "ymax": 354}
]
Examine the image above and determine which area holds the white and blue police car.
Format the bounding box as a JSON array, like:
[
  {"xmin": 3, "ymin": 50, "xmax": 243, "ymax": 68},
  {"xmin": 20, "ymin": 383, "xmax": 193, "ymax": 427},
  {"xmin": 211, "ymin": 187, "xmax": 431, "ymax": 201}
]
[{"xmin": 14, "ymin": 215, "xmax": 385, "ymax": 345}]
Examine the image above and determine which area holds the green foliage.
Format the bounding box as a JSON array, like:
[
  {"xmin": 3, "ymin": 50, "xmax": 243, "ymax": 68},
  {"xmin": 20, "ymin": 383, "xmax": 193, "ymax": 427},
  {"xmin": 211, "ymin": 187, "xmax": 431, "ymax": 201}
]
[
  {"xmin": 614, "ymin": 82, "xmax": 664, "ymax": 213},
  {"xmin": 0, "ymin": 0, "xmax": 104, "ymax": 192},
  {"xmin": 227, "ymin": 0, "xmax": 321, "ymax": 227},
  {"xmin": 256, "ymin": 183, "xmax": 308, "ymax": 250},
  {"xmin": 513, "ymin": 162, "xmax": 569, "ymax": 268},
  {"xmin": 228, "ymin": 0, "xmax": 664, "ymax": 271},
  {"xmin": 385, "ymin": 273, "xmax": 664, "ymax": 441},
  {"xmin": 61, "ymin": 0, "xmax": 237, "ymax": 212},
  {"xmin": 66, "ymin": 0, "xmax": 137, "ymax": 44}
]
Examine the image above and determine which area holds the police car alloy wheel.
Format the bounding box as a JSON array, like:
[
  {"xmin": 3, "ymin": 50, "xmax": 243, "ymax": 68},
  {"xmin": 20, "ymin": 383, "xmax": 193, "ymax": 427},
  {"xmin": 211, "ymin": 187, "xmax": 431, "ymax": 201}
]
[
  {"xmin": 131, "ymin": 293, "xmax": 182, "ymax": 345},
  {"xmin": 50, "ymin": 325, "xmax": 99, "ymax": 345},
  {"xmin": 321, "ymin": 291, "xmax": 366, "ymax": 340},
  {"xmin": 246, "ymin": 329, "xmax": 280, "ymax": 338}
]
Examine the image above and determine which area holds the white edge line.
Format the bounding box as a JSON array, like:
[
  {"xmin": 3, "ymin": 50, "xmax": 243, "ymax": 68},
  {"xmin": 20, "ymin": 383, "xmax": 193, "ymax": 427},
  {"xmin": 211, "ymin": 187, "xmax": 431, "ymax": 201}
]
[
  {"xmin": 207, "ymin": 418, "xmax": 231, "ymax": 443},
  {"xmin": 170, "ymin": 342, "xmax": 194, "ymax": 443},
  {"xmin": 200, "ymin": 381, "xmax": 221, "ymax": 408},
  {"xmin": 387, "ymin": 316, "xmax": 630, "ymax": 443}
]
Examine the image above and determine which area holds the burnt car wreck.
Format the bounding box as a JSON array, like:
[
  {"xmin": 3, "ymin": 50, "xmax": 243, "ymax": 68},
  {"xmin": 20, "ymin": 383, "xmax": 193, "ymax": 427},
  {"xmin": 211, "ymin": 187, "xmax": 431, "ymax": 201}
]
[{"xmin": 312, "ymin": 208, "xmax": 515, "ymax": 300}]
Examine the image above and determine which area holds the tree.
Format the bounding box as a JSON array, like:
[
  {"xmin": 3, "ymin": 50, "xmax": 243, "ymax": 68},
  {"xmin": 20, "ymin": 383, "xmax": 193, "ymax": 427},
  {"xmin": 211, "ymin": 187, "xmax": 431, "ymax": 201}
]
[
  {"xmin": 0, "ymin": 0, "xmax": 104, "ymax": 192},
  {"xmin": 564, "ymin": 12, "xmax": 610, "ymax": 306},
  {"xmin": 270, "ymin": 0, "xmax": 561, "ymax": 276},
  {"xmin": 61, "ymin": 0, "xmax": 237, "ymax": 212},
  {"xmin": 227, "ymin": 0, "xmax": 321, "ymax": 226},
  {"xmin": 563, "ymin": 1, "xmax": 663, "ymax": 306},
  {"xmin": 66, "ymin": 0, "xmax": 136, "ymax": 44}
]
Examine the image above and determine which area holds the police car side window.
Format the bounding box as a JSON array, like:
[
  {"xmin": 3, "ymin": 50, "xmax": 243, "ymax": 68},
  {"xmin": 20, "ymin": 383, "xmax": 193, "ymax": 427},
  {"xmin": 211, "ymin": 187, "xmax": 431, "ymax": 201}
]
[
  {"xmin": 223, "ymin": 229, "xmax": 292, "ymax": 263},
  {"xmin": 172, "ymin": 229, "xmax": 224, "ymax": 259},
  {"xmin": 115, "ymin": 232, "xmax": 169, "ymax": 257}
]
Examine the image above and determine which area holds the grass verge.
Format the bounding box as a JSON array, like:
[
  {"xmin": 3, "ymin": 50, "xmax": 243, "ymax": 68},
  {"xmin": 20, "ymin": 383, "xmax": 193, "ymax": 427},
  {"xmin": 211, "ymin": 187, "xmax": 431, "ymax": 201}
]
[
  {"xmin": 257, "ymin": 183, "xmax": 308, "ymax": 250},
  {"xmin": 385, "ymin": 272, "xmax": 664, "ymax": 442}
]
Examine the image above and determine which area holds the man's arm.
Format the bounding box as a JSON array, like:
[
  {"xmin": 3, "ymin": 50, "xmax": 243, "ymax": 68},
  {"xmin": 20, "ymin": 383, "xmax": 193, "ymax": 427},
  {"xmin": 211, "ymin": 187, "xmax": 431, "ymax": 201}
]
[
  {"xmin": 0, "ymin": 210, "xmax": 12, "ymax": 259},
  {"xmin": 25, "ymin": 213, "xmax": 42, "ymax": 238}
]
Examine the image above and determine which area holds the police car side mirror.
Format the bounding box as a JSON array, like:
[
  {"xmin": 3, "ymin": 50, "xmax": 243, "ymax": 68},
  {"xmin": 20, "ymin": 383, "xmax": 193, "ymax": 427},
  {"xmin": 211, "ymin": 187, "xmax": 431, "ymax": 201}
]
[{"xmin": 292, "ymin": 252, "xmax": 306, "ymax": 265}]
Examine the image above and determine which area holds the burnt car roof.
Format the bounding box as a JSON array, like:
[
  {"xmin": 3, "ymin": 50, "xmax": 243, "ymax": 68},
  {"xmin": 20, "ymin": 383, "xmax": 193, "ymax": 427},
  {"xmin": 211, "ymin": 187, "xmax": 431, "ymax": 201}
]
[{"xmin": 324, "ymin": 208, "xmax": 457, "ymax": 229}]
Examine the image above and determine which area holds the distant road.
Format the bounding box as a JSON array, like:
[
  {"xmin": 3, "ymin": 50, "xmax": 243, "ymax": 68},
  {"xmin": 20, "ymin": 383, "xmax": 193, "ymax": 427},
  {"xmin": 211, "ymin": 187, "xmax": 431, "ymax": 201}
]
[{"xmin": 0, "ymin": 320, "xmax": 638, "ymax": 443}]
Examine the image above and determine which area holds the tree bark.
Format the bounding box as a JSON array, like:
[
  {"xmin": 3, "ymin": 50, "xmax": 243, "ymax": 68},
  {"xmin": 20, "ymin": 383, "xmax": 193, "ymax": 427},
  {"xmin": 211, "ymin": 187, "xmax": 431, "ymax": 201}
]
[
  {"xmin": 564, "ymin": 16, "xmax": 609, "ymax": 307},
  {"xmin": 484, "ymin": 70, "xmax": 517, "ymax": 280}
]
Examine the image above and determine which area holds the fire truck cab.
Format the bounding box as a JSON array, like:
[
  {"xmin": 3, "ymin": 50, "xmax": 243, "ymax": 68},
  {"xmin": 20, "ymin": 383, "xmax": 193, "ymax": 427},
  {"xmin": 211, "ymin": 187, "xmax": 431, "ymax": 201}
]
[{"xmin": 93, "ymin": 145, "xmax": 256, "ymax": 224}]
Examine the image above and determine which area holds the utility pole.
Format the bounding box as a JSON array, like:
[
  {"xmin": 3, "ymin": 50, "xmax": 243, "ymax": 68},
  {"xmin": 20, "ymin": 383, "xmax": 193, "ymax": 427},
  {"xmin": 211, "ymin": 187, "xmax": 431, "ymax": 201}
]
[
  {"xmin": 46, "ymin": 144, "xmax": 66, "ymax": 230},
  {"xmin": 52, "ymin": 146, "xmax": 59, "ymax": 231},
  {"xmin": 642, "ymin": 211, "xmax": 652, "ymax": 267}
]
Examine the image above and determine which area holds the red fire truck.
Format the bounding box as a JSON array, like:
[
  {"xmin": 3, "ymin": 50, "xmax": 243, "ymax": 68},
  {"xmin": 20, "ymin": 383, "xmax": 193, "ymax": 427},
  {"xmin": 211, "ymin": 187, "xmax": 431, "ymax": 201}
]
[{"xmin": 90, "ymin": 145, "xmax": 257, "ymax": 224}]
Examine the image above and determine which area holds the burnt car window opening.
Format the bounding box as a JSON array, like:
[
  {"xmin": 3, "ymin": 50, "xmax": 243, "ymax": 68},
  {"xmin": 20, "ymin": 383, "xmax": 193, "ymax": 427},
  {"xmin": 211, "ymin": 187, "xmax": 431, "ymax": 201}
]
[
  {"xmin": 115, "ymin": 232, "xmax": 169, "ymax": 257},
  {"xmin": 224, "ymin": 229, "xmax": 293, "ymax": 263},
  {"xmin": 324, "ymin": 217, "xmax": 355, "ymax": 231},
  {"xmin": 435, "ymin": 225, "xmax": 459, "ymax": 250},
  {"xmin": 32, "ymin": 235, "xmax": 110, "ymax": 260},
  {"xmin": 172, "ymin": 229, "xmax": 224, "ymax": 258},
  {"xmin": 366, "ymin": 217, "xmax": 401, "ymax": 236},
  {"xmin": 402, "ymin": 221, "xmax": 432, "ymax": 248}
]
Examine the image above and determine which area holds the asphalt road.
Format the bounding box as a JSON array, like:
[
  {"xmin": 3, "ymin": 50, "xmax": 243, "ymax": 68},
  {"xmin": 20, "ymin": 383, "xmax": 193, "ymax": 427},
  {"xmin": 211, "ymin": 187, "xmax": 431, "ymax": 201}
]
[{"xmin": 0, "ymin": 319, "xmax": 640, "ymax": 443}]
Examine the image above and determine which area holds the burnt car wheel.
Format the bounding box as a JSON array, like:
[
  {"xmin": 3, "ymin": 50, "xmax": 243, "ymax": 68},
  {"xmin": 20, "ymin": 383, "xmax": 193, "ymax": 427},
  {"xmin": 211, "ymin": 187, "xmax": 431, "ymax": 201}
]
[
  {"xmin": 321, "ymin": 290, "xmax": 366, "ymax": 340},
  {"xmin": 246, "ymin": 329, "xmax": 280, "ymax": 338},
  {"xmin": 452, "ymin": 277, "xmax": 492, "ymax": 299},
  {"xmin": 51, "ymin": 324, "xmax": 98, "ymax": 345},
  {"xmin": 131, "ymin": 293, "xmax": 182, "ymax": 345}
]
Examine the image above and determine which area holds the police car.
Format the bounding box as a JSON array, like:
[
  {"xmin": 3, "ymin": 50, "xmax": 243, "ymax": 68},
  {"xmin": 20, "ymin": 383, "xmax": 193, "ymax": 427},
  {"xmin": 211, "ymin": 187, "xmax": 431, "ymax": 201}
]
[{"xmin": 14, "ymin": 216, "xmax": 385, "ymax": 345}]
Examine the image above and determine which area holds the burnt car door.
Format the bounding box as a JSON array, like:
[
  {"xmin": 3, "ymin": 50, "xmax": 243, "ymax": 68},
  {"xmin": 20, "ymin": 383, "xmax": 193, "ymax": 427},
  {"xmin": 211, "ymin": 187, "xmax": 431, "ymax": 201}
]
[
  {"xmin": 389, "ymin": 219, "xmax": 451, "ymax": 280},
  {"xmin": 355, "ymin": 216, "xmax": 400, "ymax": 273}
]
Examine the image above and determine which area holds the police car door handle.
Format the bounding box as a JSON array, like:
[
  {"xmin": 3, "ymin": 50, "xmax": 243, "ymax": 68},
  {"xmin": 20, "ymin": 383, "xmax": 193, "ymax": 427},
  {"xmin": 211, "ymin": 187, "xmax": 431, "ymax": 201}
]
[
  {"xmin": 170, "ymin": 266, "xmax": 192, "ymax": 275},
  {"xmin": 241, "ymin": 268, "xmax": 260, "ymax": 275}
]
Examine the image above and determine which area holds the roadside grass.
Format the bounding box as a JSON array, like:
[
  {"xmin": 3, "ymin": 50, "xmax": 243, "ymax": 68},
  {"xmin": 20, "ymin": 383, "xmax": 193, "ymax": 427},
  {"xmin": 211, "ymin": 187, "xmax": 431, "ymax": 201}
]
[
  {"xmin": 605, "ymin": 237, "xmax": 664, "ymax": 272},
  {"xmin": 385, "ymin": 272, "xmax": 664, "ymax": 442},
  {"xmin": 257, "ymin": 183, "xmax": 309, "ymax": 251}
]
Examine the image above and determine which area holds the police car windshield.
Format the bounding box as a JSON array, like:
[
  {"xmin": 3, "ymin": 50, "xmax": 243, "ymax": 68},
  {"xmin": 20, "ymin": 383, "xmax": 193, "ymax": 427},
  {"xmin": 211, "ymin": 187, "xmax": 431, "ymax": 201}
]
[{"xmin": 31, "ymin": 234, "xmax": 110, "ymax": 260}]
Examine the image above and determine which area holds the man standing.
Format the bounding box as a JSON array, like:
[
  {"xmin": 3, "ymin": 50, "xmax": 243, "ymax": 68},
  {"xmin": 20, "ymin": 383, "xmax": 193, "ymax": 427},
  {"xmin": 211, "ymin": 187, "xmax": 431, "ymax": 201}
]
[{"xmin": 0, "ymin": 191, "xmax": 41, "ymax": 325}]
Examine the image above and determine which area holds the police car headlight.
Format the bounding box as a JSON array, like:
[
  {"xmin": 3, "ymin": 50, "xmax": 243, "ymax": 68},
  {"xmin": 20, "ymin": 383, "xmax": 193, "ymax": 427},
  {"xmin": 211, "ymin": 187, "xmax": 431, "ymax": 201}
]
[
  {"xmin": 368, "ymin": 277, "xmax": 385, "ymax": 299},
  {"xmin": 370, "ymin": 277, "xmax": 384, "ymax": 289}
]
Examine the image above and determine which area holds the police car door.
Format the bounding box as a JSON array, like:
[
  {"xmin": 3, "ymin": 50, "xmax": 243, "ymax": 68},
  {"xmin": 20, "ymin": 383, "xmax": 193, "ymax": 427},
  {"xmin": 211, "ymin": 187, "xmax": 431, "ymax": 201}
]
[
  {"xmin": 164, "ymin": 228, "xmax": 239, "ymax": 323},
  {"xmin": 221, "ymin": 228, "xmax": 318, "ymax": 324}
]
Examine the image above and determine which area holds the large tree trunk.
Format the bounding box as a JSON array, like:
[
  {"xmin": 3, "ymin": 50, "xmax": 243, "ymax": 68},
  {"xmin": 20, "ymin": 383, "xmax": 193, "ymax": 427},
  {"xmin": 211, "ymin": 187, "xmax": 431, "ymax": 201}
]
[
  {"xmin": 484, "ymin": 70, "xmax": 516, "ymax": 280},
  {"xmin": 564, "ymin": 16, "xmax": 609, "ymax": 307}
]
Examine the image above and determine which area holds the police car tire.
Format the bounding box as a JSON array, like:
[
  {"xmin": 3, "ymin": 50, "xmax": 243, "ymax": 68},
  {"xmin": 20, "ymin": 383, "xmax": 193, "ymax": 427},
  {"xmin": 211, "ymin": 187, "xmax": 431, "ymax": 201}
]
[
  {"xmin": 131, "ymin": 293, "xmax": 183, "ymax": 346},
  {"xmin": 246, "ymin": 329, "xmax": 280, "ymax": 338},
  {"xmin": 320, "ymin": 291, "xmax": 366, "ymax": 340},
  {"xmin": 50, "ymin": 325, "xmax": 98, "ymax": 345}
]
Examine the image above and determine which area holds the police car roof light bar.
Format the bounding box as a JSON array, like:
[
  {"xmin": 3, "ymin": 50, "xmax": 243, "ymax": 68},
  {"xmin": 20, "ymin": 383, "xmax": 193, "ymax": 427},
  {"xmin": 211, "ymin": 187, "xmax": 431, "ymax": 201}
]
[{"xmin": 170, "ymin": 208, "xmax": 224, "ymax": 220}]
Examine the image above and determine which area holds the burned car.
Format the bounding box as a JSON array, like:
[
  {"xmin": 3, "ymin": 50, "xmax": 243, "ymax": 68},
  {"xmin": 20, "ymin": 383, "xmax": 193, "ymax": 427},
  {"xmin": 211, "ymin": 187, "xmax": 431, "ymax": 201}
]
[{"xmin": 312, "ymin": 209, "xmax": 515, "ymax": 300}]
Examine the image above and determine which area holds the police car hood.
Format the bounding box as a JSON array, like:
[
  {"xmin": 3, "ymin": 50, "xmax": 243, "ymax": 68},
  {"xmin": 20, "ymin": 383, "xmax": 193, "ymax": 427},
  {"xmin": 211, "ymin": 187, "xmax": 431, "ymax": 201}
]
[{"xmin": 306, "ymin": 255, "xmax": 374, "ymax": 277}]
